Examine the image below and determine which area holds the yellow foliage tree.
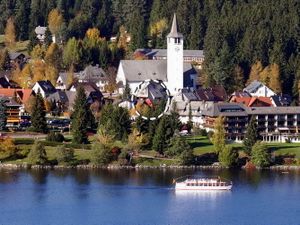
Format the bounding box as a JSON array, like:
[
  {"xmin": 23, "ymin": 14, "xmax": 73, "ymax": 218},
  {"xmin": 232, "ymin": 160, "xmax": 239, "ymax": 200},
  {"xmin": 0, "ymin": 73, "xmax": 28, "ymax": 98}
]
[
  {"xmin": 4, "ymin": 17, "xmax": 16, "ymax": 48},
  {"xmin": 45, "ymin": 43, "xmax": 61, "ymax": 70},
  {"xmin": 24, "ymin": 95, "xmax": 36, "ymax": 114},
  {"xmin": 20, "ymin": 64, "xmax": 33, "ymax": 88},
  {"xmin": 117, "ymin": 26, "xmax": 129, "ymax": 51},
  {"xmin": 45, "ymin": 65, "xmax": 58, "ymax": 86},
  {"xmin": 32, "ymin": 60, "xmax": 46, "ymax": 83},
  {"xmin": 31, "ymin": 45, "xmax": 46, "ymax": 59},
  {"xmin": 127, "ymin": 128, "xmax": 149, "ymax": 152},
  {"xmin": 11, "ymin": 66, "xmax": 22, "ymax": 86},
  {"xmin": 268, "ymin": 64, "xmax": 282, "ymax": 93},
  {"xmin": 48, "ymin": 8, "xmax": 63, "ymax": 40},
  {"xmin": 66, "ymin": 65, "xmax": 75, "ymax": 89},
  {"xmin": 0, "ymin": 137, "xmax": 17, "ymax": 159},
  {"xmin": 247, "ymin": 61, "xmax": 263, "ymax": 84},
  {"xmin": 44, "ymin": 99, "xmax": 51, "ymax": 113},
  {"xmin": 150, "ymin": 18, "xmax": 168, "ymax": 37}
]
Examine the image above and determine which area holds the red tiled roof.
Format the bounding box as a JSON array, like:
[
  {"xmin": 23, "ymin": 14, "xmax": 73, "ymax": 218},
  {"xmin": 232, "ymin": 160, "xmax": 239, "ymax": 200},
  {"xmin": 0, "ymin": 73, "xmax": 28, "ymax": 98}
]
[
  {"xmin": 230, "ymin": 96, "xmax": 273, "ymax": 107},
  {"xmin": 0, "ymin": 88, "xmax": 33, "ymax": 104}
]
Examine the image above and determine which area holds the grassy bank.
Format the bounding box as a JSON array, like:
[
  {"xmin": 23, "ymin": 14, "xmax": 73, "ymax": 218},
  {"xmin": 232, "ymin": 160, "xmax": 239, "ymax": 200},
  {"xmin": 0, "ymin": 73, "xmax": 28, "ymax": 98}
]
[{"xmin": 2, "ymin": 135, "xmax": 300, "ymax": 166}]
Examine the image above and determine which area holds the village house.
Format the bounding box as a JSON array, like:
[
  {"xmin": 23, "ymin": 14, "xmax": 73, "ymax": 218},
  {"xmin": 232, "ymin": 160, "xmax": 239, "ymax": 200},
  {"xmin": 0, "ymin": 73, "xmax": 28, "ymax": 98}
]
[
  {"xmin": 244, "ymin": 80, "xmax": 277, "ymax": 97},
  {"xmin": 32, "ymin": 80, "xmax": 57, "ymax": 98}
]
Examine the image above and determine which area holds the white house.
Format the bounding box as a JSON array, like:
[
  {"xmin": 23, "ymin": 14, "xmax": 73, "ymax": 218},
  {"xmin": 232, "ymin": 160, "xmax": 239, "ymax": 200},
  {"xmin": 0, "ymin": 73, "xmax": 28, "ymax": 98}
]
[
  {"xmin": 116, "ymin": 14, "xmax": 198, "ymax": 96},
  {"xmin": 32, "ymin": 80, "xmax": 57, "ymax": 98},
  {"xmin": 244, "ymin": 80, "xmax": 276, "ymax": 97}
]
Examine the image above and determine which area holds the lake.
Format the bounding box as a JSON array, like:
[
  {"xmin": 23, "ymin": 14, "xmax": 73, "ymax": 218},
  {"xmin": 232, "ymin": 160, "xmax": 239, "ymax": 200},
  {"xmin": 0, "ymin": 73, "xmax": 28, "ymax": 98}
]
[{"xmin": 0, "ymin": 168, "xmax": 299, "ymax": 225}]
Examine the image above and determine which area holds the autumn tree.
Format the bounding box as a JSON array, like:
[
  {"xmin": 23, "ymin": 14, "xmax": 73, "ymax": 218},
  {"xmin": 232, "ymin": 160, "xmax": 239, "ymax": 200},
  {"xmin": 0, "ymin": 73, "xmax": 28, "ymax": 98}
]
[
  {"xmin": 0, "ymin": 137, "xmax": 17, "ymax": 160},
  {"xmin": 247, "ymin": 61, "xmax": 263, "ymax": 84},
  {"xmin": 4, "ymin": 17, "xmax": 16, "ymax": 48},
  {"xmin": 48, "ymin": 9, "xmax": 63, "ymax": 43},
  {"xmin": 211, "ymin": 116, "xmax": 226, "ymax": 154}
]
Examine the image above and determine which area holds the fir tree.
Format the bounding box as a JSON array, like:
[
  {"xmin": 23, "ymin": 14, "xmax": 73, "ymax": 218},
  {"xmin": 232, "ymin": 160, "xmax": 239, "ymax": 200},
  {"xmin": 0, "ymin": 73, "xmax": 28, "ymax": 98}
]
[
  {"xmin": 27, "ymin": 140, "xmax": 47, "ymax": 165},
  {"xmin": 0, "ymin": 99, "xmax": 7, "ymax": 131},
  {"xmin": 71, "ymin": 85, "xmax": 91, "ymax": 144},
  {"xmin": 31, "ymin": 93, "xmax": 48, "ymax": 133},
  {"xmin": 243, "ymin": 116, "xmax": 259, "ymax": 155}
]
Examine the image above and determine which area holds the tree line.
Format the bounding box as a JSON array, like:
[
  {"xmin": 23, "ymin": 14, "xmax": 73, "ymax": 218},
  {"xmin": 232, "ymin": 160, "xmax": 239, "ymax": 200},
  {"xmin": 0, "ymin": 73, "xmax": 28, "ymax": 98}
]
[{"xmin": 0, "ymin": 0, "xmax": 300, "ymax": 101}]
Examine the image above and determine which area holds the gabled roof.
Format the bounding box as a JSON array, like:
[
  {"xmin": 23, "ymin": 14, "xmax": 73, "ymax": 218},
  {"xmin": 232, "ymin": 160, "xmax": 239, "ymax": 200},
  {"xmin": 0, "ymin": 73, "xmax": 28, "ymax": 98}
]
[
  {"xmin": 47, "ymin": 90, "xmax": 69, "ymax": 104},
  {"xmin": 0, "ymin": 88, "xmax": 33, "ymax": 104},
  {"xmin": 120, "ymin": 60, "xmax": 196, "ymax": 85},
  {"xmin": 35, "ymin": 80, "xmax": 56, "ymax": 94},
  {"xmin": 231, "ymin": 96, "xmax": 273, "ymax": 107},
  {"xmin": 77, "ymin": 65, "xmax": 107, "ymax": 82},
  {"xmin": 244, "ymin": 80, "xmax": 264, "ymax": 93},
  {"xmin": 9, "ymin": 52, "xmax": 25, "ymax": 60}
]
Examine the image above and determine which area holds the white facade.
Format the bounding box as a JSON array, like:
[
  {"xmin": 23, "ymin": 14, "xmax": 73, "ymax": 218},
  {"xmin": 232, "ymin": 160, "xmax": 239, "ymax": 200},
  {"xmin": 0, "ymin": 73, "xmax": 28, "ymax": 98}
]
[
  {"xmin": 250, "ymin": 85, "xmax": 276, "ymax": 97},
  {"xmin": 167, "ymin": 15, "xmax": 184, "ymax": 94}
]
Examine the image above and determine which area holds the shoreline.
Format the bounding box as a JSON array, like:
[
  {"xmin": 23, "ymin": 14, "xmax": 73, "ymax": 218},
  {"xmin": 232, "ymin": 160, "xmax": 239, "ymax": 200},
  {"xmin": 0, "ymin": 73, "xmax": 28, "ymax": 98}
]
[{"xmin": 0, "ymin": 163, "xmax": 299, "ymax": 171}]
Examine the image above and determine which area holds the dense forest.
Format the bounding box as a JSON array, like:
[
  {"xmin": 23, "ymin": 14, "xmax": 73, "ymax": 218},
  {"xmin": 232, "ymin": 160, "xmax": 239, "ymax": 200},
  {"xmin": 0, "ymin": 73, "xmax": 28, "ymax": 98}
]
[{"xmin": 0, "ymin": 0, "xmax": 300, "ymax": 101}]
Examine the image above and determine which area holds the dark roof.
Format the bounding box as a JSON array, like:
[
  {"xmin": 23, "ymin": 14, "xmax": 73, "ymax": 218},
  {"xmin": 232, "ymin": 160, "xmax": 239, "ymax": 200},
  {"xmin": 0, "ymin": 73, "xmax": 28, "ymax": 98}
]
[
  {"xmin": 77, "ymin": 65, "xmax": 107, "ymax": 82},
  {"xmin": 196, "ymin": 86, "xmax": 227, "ymax": 102},
  {"xmin": 0, "ymin": 77, "xmax": 11, "ymax": 88},
  {"xmin": 47, "ymin": 90, "xmax": 69, "ymax": 104},
  {"xmin": 36, "ymin": 80, "xmax": 56, "ymax": 94}
]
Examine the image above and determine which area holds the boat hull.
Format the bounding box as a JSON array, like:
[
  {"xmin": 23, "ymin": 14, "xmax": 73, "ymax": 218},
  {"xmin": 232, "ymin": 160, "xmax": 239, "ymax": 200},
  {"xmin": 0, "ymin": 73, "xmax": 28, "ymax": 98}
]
[{"xmin": 175, "ymin": 184, "xmax": 232, "ymax": 191}]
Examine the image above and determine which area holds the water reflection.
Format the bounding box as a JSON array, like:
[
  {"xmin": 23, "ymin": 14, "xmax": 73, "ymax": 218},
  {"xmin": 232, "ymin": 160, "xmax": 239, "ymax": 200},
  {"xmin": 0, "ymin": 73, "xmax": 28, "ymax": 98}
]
[{"xmin": 175, "ymin": 189, "xmax": 232, "ymax": 199}]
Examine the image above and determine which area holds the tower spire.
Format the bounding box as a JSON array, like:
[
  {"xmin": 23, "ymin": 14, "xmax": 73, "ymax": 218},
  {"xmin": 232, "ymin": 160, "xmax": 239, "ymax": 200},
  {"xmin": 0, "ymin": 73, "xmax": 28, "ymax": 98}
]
[{"xmin": 167, "ymin": 14, "xmax": 183, "ymax": 38}]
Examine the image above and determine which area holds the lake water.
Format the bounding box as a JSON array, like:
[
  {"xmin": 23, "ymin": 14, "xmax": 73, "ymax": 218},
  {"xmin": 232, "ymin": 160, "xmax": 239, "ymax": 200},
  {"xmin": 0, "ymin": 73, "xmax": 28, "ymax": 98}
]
[{"xmin": 0, "ymin": 168, "xmax": 299, "ymax": 225}]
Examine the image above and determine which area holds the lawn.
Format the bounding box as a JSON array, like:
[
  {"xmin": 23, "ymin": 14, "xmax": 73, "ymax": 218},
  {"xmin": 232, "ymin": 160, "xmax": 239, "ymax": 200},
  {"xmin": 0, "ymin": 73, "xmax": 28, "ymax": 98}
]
[{"xmin": 186, "ymin": 135, "xmax": 300, "ymax": 159}]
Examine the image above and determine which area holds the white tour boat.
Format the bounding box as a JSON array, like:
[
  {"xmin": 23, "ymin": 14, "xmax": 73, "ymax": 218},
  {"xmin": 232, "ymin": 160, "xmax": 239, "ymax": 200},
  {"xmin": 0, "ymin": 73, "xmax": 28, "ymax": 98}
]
[{"xmin": 174, "ymin": 176, "xmax": 232, "ymax": 191}]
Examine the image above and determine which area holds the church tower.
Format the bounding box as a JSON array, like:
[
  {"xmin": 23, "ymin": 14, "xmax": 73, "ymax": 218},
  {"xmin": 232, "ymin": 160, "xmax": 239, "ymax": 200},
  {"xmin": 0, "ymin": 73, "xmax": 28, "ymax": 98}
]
[{"xmin": 167, "ymin": 14, "xmax": 184, "ymax": 94}]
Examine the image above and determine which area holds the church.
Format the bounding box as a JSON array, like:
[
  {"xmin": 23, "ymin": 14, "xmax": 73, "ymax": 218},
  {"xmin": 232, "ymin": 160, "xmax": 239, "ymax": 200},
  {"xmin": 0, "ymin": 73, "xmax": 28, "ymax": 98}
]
[{"xmin": 116, "ymin": 14, "xmax": 199, "ymax": 95}]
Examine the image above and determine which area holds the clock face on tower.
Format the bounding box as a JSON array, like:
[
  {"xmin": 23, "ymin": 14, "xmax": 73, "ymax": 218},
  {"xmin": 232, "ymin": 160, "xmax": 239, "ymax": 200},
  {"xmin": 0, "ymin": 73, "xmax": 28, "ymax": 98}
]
[{"xmin": 175, "ymin": 46, "xmax": 180, "ymax": 52}]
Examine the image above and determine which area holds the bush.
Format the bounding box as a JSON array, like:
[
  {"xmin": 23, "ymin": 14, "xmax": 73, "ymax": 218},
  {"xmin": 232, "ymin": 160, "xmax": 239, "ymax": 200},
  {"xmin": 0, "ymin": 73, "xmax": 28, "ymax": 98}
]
[
  {"xmin": 90, "ymin": 143, "xmax": 113, "ymax": 165},
  {"xmin": 218, "ymin": 145, "xmax": 238, "ymax": 167},
  {"xmin": 46, "ymin": 132, "xmax": 65, "ymax": 142},
  {"xmin": 55, "ymin": 145, "xmax": 74, "ymax": 165},
  {"xmin": 251, "ymin": 142, "xmax": 271, "ymax": 167},
  {"xmin": 0, "ymin": 137, "xmax": 18, "ymax": 160},
  {"xmin": 199, "ymin": 129, "xmax": 208, "ymax": 137},
  {"xmin": 27, "ymin": 141, "xmax": 47, "ymax": 165},
  {"xmin": 166, "ymin": 136, "xmax": 192, "ymax": 157},
  {"xmin": 179, "ymin": 150, "xmax": 194, "ymax": 165}
]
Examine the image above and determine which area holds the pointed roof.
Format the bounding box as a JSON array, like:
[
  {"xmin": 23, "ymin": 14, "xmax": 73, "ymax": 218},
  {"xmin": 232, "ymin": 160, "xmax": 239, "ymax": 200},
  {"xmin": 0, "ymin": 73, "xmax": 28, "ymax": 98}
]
[{"xmin": 167, "ymin": 14, "xmax": 183, "ymax": 38}]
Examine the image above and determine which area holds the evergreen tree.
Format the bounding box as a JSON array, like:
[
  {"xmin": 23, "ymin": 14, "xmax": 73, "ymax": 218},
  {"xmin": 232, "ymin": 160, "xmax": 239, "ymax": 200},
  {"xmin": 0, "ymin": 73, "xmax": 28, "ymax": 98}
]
[
  {"xmin": 243, "ymin": 116, "xmax": 259, "ymax": 155},
  {"xmin": 71, "ymin": 85, "xmax": 92, "ymax": 144},
  {"xmin": 31, "ymin": 93, "xmax": 48, "ymax": 133},
  {"xmin": 14, "ymin": 0, "xmax": 30, "ymax": 40},
  {"xmin": 0, "ymin": 99, "xmax": 7, "ymax": 131},
  {"xmin": 55, "ymin": 145, "xmax": 75, "ymax": 165},
  {"xmin": 251, "ymin": 142, "xmax": 271, "ymax": 167},
  {"xmin": 27, "ymin": 141, "xmax": 47, "ymax": 165},
  {"xmin": 218, "ymin": 145, "xmax": 238, "ymax": 168}
]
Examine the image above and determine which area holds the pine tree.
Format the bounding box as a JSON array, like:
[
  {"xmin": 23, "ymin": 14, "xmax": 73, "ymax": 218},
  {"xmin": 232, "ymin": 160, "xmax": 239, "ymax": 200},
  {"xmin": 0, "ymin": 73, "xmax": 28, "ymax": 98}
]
[
  {"xmin": 71, "ymin": 85, "xmax": 92, "ymax": 144},
  {"xmin": 31, "ymin": 93, "xmax": 48, "ymax": 133},
  {"xmin": 27, "ymin": 140, "xmax": 47, "ymax": 165},
  {"xmin": 15, "ymin": 0, "xmax": 30, "ymax": 40},
  {"xmin": 243, "ymin": 116, "xmax": 259, "ymax": 155},
  {"xmin": 0, "ymin": 99, "xmax": 7, "ymax": 131}
]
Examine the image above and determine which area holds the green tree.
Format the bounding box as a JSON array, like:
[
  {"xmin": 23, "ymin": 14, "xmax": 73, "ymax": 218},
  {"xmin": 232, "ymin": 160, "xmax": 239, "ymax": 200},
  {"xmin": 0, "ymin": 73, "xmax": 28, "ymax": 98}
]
[
  {"xmin": 91, "ymin": 143, "xmax": 113, "ymax": 165},
  {"xmin": 179, "ymin": 148, "xmax": 194, "ymax": 165},
  {"xmin": 251, "ymin": 142, "xmax": 271, "ymax": 167},
  {"xmin": 27, "ymin": 141, "xmax": 47, "ymax": 165},
  {"xmin": 71, "ymin": 86, "xmax": 92, "ymax": 144},
  {"xmin": 0, "ymin": 99, "xmax": 7, "ymax": 131},
  {"xmin": 243, "ymin": 116, "xmax": 259, "ymax": 155},
  {"xmin": 122, "ymin": 83, "xmax": 131, "ymax": 100},
  {"xmin": 55, "ymin": 145, "xmax": 75, "ymax": 165},
  {"xmin": 166, "ymin": 136, "xmax": 192, "ymax": 157},
  {"xmin": 31, "ymin": 93, "xmax": 48, "ymax": 133},
  {"xmin": 15, "ymin": 0, "xmax": 30, "ymax": 40},
  {"xmin": 211, "ymin": 116, "xmax": 226, "ymax": 155},
  {"xmin": 63, "ymin": 37, "xmax": 81, "ymax": 69},
  {"xmin": 218, "ymin": 145, "xmax": 238, "ymax": 168}
]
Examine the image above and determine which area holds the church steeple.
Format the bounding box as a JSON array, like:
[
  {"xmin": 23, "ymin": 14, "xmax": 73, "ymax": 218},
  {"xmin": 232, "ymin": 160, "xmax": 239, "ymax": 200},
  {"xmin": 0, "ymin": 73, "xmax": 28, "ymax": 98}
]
[
  {"xmin": 167, "ymin": 14, "xmax": 183, "ymax": 38},
  {"xmin": 167, "ymin": 13, "xmax": 184, "ymax": 94}
]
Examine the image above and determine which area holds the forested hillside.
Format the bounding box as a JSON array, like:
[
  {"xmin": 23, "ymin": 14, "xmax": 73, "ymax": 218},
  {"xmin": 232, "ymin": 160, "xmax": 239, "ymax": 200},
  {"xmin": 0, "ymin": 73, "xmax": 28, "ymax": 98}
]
[{"xmin": 0, "ymin": 0, "xmax": 300, "ymax": 101}]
